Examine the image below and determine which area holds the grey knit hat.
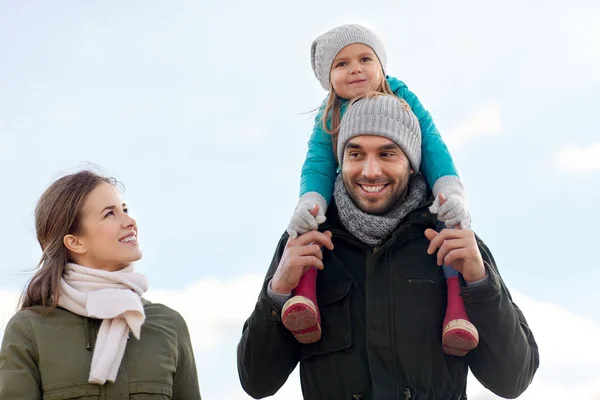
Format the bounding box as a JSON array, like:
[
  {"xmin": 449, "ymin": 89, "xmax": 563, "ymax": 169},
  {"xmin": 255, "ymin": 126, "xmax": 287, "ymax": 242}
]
[
  {"xmin": 338, "ymin": 95, "xmax": 422, "ymax": 171},
  {"xmin": 311, "ymin": 24, "xmax": 387, "ymax": 91}
]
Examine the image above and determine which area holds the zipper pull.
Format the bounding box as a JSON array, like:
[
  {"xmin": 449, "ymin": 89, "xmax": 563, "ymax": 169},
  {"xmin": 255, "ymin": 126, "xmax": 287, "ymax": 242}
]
[
  {"xmin": 404, "ymin": 388, "xmax": 412, "ymax": 400},
  {"xmin": 372, "ymin": 246, "xmax": 379, "ymax": 254}
]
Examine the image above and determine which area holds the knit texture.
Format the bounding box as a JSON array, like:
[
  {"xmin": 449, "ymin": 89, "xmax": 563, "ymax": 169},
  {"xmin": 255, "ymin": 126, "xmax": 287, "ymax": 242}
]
[
  {"xmin": 334, "ymin": 173, "xmax": 430, "ymax": 247},
  {"xmin": 430, "ymin": 175, "xmax": 470, "ymax": 227},
  {"xmin": 286, "ymin": 191, "xmax": 328, "ymax": 238},
  {"xmin": 311, "ymin": 24, "xmax": 387, "ymax": 91},
  {"xmin": 57, "ymin": 263, "xmax": 148, "ymax": 384},
  {"xmin": 338, "ymin": 95, "xmax": 422, "ymax": 170}
]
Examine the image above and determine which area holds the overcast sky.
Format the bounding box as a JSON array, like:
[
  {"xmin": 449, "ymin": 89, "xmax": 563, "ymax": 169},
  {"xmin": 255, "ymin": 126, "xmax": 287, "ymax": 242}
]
[{"xmin": 1, "ymin": 0, "xmax": 599, "ymax": 398}]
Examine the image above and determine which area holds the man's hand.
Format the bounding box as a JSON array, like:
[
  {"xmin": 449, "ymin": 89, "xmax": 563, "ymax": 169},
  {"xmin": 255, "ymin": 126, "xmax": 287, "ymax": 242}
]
[
  {"xmin": 425, "ymin": 195, "xmax": 485, "ymax": 282},
  {"xmin": 272, "ymin": 205, "xmax": 334, "ymax": 294}
]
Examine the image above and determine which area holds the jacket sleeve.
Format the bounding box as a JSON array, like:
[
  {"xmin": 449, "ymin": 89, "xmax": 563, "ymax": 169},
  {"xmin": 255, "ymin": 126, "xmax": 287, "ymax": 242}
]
[
  {"xmin": 237, "ymin": 234, "xmax": 302, "ymax": 399},
  {"xmin": 396, "ymin": 85, "xmax": 459, "ymax": 188},
  {"xmin": 462, "ymin": 237, "xmax": 540, "ymax": 398},
  {"xmin": 0, "ymin": 312, "xmax": 42, "ymax": 400},
  {"xmin": 172, "ymin": 312, "xmax": 202, "ymax": 400},
  {"xmin": 299, "ymin": 105, "xmax": 338, "ymax": 204}
]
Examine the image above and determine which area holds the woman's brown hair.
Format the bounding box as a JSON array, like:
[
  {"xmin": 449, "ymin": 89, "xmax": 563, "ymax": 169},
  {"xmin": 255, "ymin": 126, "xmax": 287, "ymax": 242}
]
[
  {"xmin": 321, "ymin": 74, "xmax": 395, "ymax": 159},
  {"xmin": 19, "ymin": 170, "xmax": 117, "ymax": 311}
]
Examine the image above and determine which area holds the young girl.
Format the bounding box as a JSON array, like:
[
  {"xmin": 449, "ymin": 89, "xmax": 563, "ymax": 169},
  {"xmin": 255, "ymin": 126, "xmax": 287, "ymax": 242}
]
[
  {"xmin": 0, "ymin": 171, "xmax": 202, "ymax": 399},
  {"xmin": 281, "ymin": 24, "xmax": 478, "ymax": 356}
]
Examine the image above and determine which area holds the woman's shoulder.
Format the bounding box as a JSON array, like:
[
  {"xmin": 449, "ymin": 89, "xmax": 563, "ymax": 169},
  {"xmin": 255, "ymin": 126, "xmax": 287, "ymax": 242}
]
[
  {"xmin": 4, "ymin": 306, "xmax": 78, "ymax": 338},
  {"xmin": 142, "ymin": 298, "xmax": 187, "ymax": 326},
  {"xmin": 5, "ymin": 309, "xmax": 34, "ymax": 330},
  {"xmin": 12, "ymin": 306, "xmax": 75, "ymax": 322}
]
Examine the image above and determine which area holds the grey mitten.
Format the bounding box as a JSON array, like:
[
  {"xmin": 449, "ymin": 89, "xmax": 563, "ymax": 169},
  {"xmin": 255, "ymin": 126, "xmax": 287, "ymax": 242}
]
[
  {"xmin": 286, "ymin": 192, "xmax": 328, "ymax": 238},
  {"xmin": 429, "ymin": 176, "xmax": 471, "ymax": 228}
]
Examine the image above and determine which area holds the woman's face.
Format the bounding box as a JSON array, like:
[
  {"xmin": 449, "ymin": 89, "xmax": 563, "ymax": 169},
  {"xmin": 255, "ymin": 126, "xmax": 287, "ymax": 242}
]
[
  {"xmin": 64, "ymin": 182, "xmax": 142, "ymax": 271},
  {"xmin": 329, "ymin": 43, "xmax": 384, "ymax": 100}
]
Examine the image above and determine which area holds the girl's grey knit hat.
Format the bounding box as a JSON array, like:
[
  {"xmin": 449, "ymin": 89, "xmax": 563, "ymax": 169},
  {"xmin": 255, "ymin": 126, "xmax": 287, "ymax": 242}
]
[{"xmin": 311, "ymin": 24, "xmax": 387, "ymax": 91}]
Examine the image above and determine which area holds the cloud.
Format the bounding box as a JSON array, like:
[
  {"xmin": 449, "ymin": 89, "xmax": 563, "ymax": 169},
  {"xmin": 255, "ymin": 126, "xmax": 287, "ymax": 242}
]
[
  {"xmin": 466, "ymin": 290, "xmax": 600, "ymax": 399},
  {"xmin": 2, "ymin": 278, "xmax": 600, "ymax": 399},
  {"xmin": 469, "ymin": 374, "xmax": 600, "ymax": 400},
  {"xmin": 555, "ymin": 141, "xmax": 600, "ymax": 172},
  {"xmin": 146, "ymin": 273, "xmax": 264, "ymax": 350},
  {"xmin": 445, "ymin": 102, "xmax": 501, "ymax": 151},
  {"xmin": 0, "ymin": 289, "xmax": 19, "ymax": 339},
  {"xmin": 218, "ymin": 371, "xmax": 304, "ymax": 400}
]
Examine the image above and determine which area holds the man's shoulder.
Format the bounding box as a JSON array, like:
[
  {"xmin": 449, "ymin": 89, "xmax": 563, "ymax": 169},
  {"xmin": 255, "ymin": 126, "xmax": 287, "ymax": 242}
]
[
  {"xmin": 320, "ymin": 201, "xmax": 343, "ymax": 231},
  {"xmin": 393, "ymin": 206, "xmax": 438, "ymax": 235}
]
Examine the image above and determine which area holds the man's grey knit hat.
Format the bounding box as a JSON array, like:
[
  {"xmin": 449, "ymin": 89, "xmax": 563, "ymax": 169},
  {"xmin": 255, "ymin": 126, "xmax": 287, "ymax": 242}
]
[
  {"xmin": 338, "ymin": 95, "xmax": 422, "ymax": 171},
  {"xmin": 311, "ymin": 24, "xmax": 387, "ymax": 91}
]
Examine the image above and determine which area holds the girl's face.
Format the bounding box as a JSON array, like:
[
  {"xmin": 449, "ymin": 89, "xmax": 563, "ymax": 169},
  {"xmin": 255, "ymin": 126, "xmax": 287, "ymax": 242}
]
[
  {"xmin": 63, "ymin": 182, "xmax": 142, "ymax": 271},
  {"xmin": 329, "ymin": 43, "xmax": 384, "ymax": 100}
]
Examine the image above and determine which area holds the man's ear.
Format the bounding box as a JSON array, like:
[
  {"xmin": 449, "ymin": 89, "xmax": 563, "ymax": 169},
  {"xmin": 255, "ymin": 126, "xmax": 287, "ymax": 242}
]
[
  {"xmin": 63, "ymin": 234, "xmax": 87, "ymax": 255},
  {"xmin": 410, "ymin": 168, "xmax": 415, "ymax": 174}
]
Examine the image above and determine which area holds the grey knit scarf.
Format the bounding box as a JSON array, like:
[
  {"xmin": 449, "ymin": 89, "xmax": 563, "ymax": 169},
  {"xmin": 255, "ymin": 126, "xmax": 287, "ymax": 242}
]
[{"xmin": 334, "ymin": 173, "xmax": 430, "ymax": 247}]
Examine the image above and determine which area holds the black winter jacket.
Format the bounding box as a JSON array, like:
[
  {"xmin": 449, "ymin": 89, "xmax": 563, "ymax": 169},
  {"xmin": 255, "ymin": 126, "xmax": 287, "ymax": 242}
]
[{"xmin": 238, "ymin": 203, "xmax": 539, "ymax": 400}]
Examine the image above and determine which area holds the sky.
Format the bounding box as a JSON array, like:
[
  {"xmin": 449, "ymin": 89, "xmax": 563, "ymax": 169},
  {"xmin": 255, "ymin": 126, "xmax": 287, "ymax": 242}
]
[{"xmin": 0, "ymin": 0, "xmax": 599, "ymax": 399}]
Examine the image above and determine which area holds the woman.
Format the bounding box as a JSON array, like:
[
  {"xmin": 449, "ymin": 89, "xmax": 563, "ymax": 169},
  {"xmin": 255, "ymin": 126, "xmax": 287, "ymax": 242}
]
[{"xmin": 0, "ymin": 170, "xmax": 201, "ymax": 399}]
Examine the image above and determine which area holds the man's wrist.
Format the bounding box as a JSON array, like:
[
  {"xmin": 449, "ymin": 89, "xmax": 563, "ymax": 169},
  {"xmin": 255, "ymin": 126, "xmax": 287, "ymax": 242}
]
[
  {"xmin": 462, "ymin": 265, "xmax": 487, "ymax": 283},
  {"xmin": 270, "ymin": 277, "xmax": 292, "ymax": 295},
  {"xmin": 267, "ymin": 279, "xmax": 292, "ymax": 309}
]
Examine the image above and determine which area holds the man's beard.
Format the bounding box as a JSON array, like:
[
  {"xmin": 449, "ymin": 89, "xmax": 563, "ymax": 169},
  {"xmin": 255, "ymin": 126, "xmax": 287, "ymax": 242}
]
[{"xmin": 343, "ymin": 172, "xmax": 411, "ymax": 215}]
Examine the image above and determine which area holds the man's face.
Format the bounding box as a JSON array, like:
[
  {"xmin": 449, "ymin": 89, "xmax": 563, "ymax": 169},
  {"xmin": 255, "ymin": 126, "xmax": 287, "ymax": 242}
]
[{"xmin": 341, "ymin": 135, "xmax": 413, "ymax": 215}]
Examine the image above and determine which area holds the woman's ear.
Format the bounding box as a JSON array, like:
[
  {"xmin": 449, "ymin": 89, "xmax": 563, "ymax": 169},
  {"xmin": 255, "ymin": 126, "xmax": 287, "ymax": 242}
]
[{"xmin": 63, "ymin": 234, "xmax": 87, "ymax": 255}]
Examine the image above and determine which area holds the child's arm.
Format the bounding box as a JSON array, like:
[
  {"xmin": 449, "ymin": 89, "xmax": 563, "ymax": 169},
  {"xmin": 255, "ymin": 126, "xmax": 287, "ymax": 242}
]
[
  {"xmin": 287, "ymin": 107, "xmax": 337, "ymax": 237},
  {"xmin": 393, "ymin": 79, "xmax": 470, "ymax": 227}
]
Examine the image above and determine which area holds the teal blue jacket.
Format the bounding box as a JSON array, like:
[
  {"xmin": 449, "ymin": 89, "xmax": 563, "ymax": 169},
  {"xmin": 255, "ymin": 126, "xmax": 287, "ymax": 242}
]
[{"xmin": 300, "ymin": 76, "xmax": 458, "ymax": 203}]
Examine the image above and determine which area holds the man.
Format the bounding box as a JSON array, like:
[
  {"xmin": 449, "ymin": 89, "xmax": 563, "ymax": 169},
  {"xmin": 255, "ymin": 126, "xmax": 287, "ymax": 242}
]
[{"xmin": 237, "ymin": 94, "xmax": 539, "ymax": 399}]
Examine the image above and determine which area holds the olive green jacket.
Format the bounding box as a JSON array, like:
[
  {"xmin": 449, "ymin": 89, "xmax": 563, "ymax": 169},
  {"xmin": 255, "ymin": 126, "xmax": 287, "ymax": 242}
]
[{"xmin": 0, "ymin": 299, "xmax": 201, "ymax": 400}]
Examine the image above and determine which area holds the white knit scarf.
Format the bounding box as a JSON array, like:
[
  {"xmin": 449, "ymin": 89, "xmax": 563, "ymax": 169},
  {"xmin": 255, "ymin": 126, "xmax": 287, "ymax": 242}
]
[{"xmin": 57, "ymin": 263, "xmax": 149, "ymax": 384}]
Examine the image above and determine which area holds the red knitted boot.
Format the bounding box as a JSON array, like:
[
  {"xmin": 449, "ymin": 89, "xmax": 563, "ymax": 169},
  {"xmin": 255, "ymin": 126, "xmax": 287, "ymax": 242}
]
[
  {"xmin": 281, "ymin": 267, "xmax": 321, "ymax": 344},
  {"xmin": 442, "ymin": 276, "xmax": 479, "ymax": 356}
]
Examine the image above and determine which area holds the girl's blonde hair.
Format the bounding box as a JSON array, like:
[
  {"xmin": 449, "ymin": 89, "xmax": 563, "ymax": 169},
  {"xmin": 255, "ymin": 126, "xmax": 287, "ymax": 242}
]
[
  {"xmin": 348, "ymin": 90, "xmax": 411, "ymax": 110},
  {"xmin": 321, "ymin": 74, "xmax": 395, "ymax": 157}
]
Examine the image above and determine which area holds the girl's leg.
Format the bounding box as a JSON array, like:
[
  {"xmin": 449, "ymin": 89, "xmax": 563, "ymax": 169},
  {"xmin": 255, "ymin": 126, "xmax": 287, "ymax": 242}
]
[
  {"xmin": 281, "ymin": 267, "xmax": 321, "ymax": 344},
  {"xmin": 438, "ymin": 222, "xmax": 479, "ymax": 356}
]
